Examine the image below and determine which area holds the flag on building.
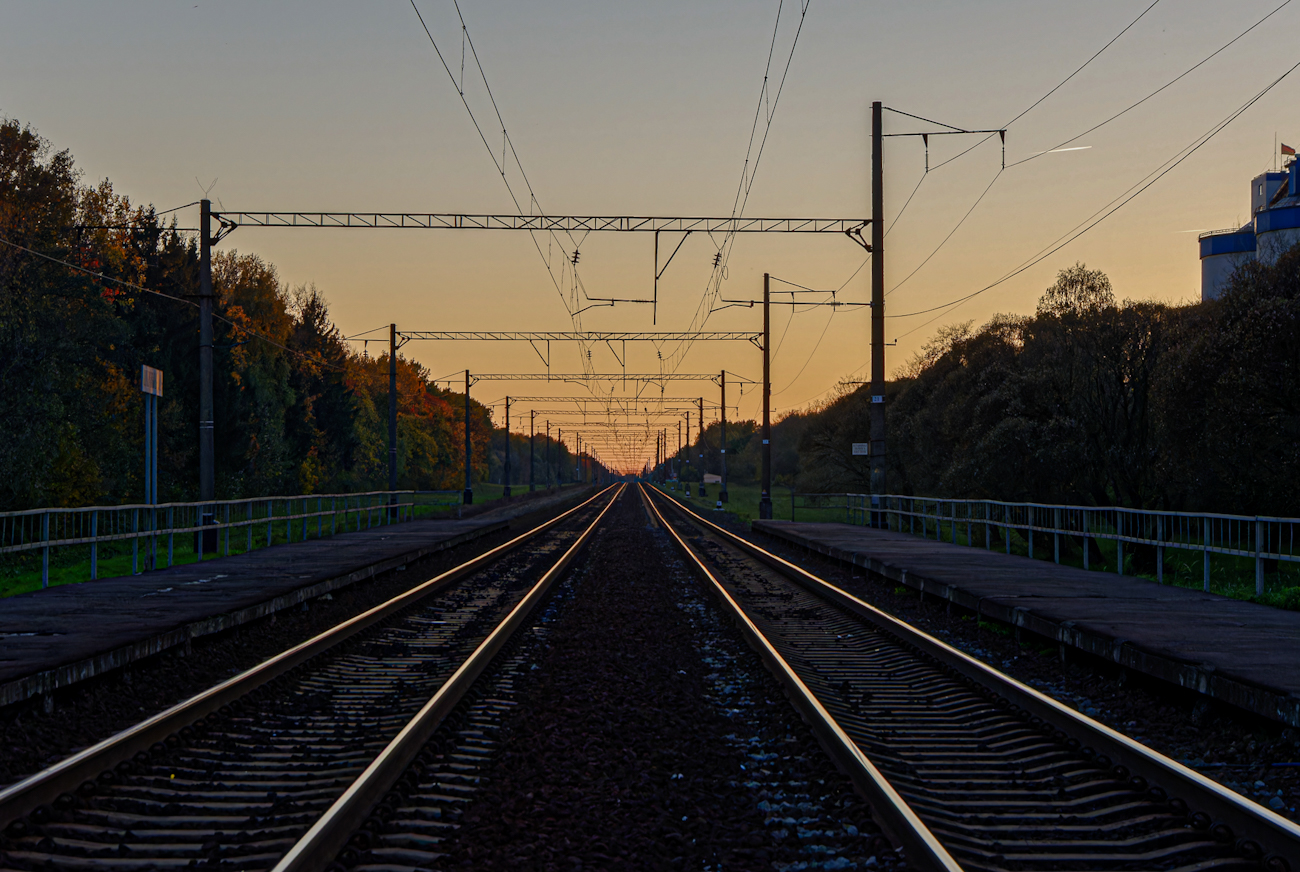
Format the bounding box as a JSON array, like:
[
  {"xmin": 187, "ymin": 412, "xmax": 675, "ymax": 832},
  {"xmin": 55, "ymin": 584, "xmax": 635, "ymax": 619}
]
[{"xmin": 1283, "ymin": 143, "xmax": 1296, "ymax": 156}]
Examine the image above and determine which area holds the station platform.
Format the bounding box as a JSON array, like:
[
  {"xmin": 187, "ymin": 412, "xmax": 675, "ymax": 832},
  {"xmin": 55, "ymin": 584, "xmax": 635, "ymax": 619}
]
[
  {"xmin": 752, "ymin": 520, "xmax": 1300, "ymax": 728},
  {"xmin": 0, "ymin": 516, "xmax": 507, "ymax": 708}
]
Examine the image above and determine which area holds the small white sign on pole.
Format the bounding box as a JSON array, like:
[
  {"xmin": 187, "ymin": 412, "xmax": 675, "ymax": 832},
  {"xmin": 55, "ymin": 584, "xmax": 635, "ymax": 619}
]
[{"xmin": 852, "ymin": 442, "xmax": 870, "ymax": 456}]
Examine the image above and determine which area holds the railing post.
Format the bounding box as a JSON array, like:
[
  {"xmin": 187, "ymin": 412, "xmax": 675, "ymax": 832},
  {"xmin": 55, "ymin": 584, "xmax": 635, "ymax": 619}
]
[
  {"xmin": 966, "ymin": 501, "xmax": 972, "ymax": 546},
  {"xmin": 41, "ymin": 511, "xmax": 50, "ymax": 589},
  {"xmin": 951, "ymin": 501, "xmax": 957, "ymax": 544},
  {"xmin": 318, "ymin": 497, "xmax": 322, "ymax": 537},
  {"xmin": 1083, "ymin": 509, "xmax": 1090, "ymax": 570},
  {"xmin": 168, "ymin": 507, "xmax": 174, "ymax": 567},
  {"xmin": 267, "ymin": 500, "xmax": 273, "ymax": 546},
  {"xmin": 1117, "ymin": 511, "xmax": 1124, "ymax": 575},
  {"xmin": 90, "ymin": 510, "xmax": 98, "ymax": 580},
  {"xmin": 1028, "ymin": 506, "xmax": 1034, "ymax": 560},
  {"xmin": 223, "ymin": 503, "xmax": 230, "ymax": 556},
  {"xmin": 1157, "ymin": 514, "xmax": 1165, "ymax": 584},
  {"xmin": 332, "ymin": 497, "xmax": 338, "ymax": 536},
  {"xmin": 132, "ymin": 508, "xmax": 138, "ymax": 575},
  {"xmin": 1053, "ymin": 507, "xmax": 1061, "ymax": 564},
  {"xmin": 1004, "ymin": 505, "xmax": 1011, "ymax": 555},
  {"xmin": 984, "ymin": 502, "xmax": 990, "ymax": 550},
  {"xmin": 1203, "ymin": 517, "xmax": 1211, "ymax": 592},
  {"xmin": 1256, "ymin": 518, "xmax": 1265, "ymax": 596}
]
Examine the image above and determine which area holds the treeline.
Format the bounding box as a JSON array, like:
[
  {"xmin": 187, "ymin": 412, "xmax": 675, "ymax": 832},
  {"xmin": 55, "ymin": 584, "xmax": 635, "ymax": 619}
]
[
  {"xmin": 0, "ymin": 118, "xmax": 578, "ymax": 510},
  {"xmin": 664, "ymin": 255, "xmax": 1300, "ymax": 516},
  {"xmin": 785, "ymin": 257, "xmax": 1300, "ymax": 516}
]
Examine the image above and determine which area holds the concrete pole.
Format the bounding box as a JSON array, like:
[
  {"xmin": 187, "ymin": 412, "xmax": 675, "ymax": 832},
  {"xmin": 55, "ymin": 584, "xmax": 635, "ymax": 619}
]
[
  {"xmin": 685, "ymin": 411, "xmax": 690, "ymax": 471},
  {"xmin": 503, "ymin": 397, "xmax": 512, "ymax": 497},
  {"xmin": 720, "ymin": 371, "xmax": 728, "ymax": 503},
  {"xmin": 463, "ymin": 370, "xmax": 473, "ymax": 504},
  {"xmin": 529, "ymin": 409, "xmax": 536, "ymax": 492},
  {"xmin": 760, "ymin": 273, "xmax": 773, "ymax": 520},
  {"xmin": 869, "ymin": 100, "xmax": 887, "ymax": 526},
  {"xmin": 198, "ymin": 200, "xmax": 215, "ymax": 552},
  {"xmin": 388, "ymin": 324, "xmax": 398, "ymax": 519},
  {"xmin": 698, "ymin": 396, "xmax": 704, "ymax": 467}
]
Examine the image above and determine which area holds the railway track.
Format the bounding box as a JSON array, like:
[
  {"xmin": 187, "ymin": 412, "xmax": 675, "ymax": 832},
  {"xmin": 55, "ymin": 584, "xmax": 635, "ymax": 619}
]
[
  {"xmin": 0, "ymin": 484, "xmax": 622, "ymax": 872},
  {"xmin": 643, "ymin": 484, "xmax": 1300, "ymax": 872}
]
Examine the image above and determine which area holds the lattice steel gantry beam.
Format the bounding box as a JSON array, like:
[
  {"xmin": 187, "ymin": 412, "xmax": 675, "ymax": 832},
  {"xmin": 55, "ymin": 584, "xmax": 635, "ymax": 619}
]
[
  {"xmin": 398, "ymin": 331, "xmax": 761, "ymax": 343},
  {"xmin": 208, "ymin": 212, "xmax": 868, "ymax": 236},
  {"xmin": 464, "ymin": 373, "xmax": 727, "ymax": 383}
]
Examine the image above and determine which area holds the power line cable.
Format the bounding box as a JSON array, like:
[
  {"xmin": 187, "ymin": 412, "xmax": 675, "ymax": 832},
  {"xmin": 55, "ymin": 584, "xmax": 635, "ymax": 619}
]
[
  {"xmin": 886, "ymin": 166, "xmax": 1003, "ymax": 297},
  {"xmin": 1003, "ymin": 0, "xmax": 1163, "ymax": 129},
  {"xmin": 772, "ymin": 307, "xmax": 836, "ymax": 395},
  {"xmin": 888, "ymin": 57, "xmax": 1300, "ymax": 334},
  {"xmin": 408, "ymin": 3, "xmax": 584, "ymax": 325},
  {"xmin": 1007, "ymin": 0, "xmax": 1294, "ymax": 168},
  {"xmin": 845, "ymin": 0, "xmax": 1267, "ymax": 318},
  {"xmin": 663, "ymin": 0, "xmax": 812, "ymax": 374},
  {"xmin": 845, "ymin": 0, "xmax": 1166, "ymax": 295}
]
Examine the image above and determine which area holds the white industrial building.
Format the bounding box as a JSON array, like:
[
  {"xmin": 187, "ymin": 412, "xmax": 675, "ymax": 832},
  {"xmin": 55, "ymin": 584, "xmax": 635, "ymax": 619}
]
[{"xmin": 1199, "ymin": 159, "xmax": 1300, "ymax": 300}]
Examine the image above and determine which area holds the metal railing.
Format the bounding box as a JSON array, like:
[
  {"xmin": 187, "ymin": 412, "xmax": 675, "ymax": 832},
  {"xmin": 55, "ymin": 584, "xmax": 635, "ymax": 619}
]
[
  {"xmin": 839, "ymin": 495, "xmax": 1299, "ymax": 596},
  {"xmin": 0, "ymin": 491, "xmax": 418, "ymax": 589}
]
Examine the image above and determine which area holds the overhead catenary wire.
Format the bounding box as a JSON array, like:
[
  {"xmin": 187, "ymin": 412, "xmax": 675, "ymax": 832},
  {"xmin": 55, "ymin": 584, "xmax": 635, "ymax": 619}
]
[
  {"xmin": 1006, "ymin": 0, "xmax": 1294, "ymax": 169},
  {"xmin": 886, "ymin": 166, "xmax": 1003, "ymax": 297},
  {"xmin": 836, "ymin": 0, "xmax": 1169, "ymax": 300},
  {"xmin": 342, "ymin": 326, "xmax": 392, "ymax": 341},
  {"xmin": 155, "ymin": 200, "xmax": 200, "ymax": 216},
  {"xmin": 887, "ymin": 56, "xmax": 1300, "ymax": 338},
  {"xmin": 407, "ymin": 1, "xmax": 592, "ymax": 355},
  {"xmin": 1001, "ymin": 0, "xmax": 1163, "ymax": 130},
  {"xmin": 662, "ymin": 0, "xmax": 812, "ymax": 375},
  {"xmin": 772, "ymin": 306, "xmax": 837, "ymax": 396}
]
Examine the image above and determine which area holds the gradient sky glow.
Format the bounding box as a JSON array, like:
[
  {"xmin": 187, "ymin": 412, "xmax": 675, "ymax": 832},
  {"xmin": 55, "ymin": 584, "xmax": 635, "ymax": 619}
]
[{"xmin": 3, "ymin": 1, "xmax": 1297, "ymax": 471}]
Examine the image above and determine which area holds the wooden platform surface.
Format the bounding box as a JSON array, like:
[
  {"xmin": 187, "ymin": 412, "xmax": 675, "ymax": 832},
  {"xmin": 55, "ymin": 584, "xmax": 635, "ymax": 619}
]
[
  {"xmin": 752, "ymin": 520, "xmax": 1300, "ymax": 727},
  {"xmin": 0, "ymin": 517, "xmax": 506, "ymax": 706}
]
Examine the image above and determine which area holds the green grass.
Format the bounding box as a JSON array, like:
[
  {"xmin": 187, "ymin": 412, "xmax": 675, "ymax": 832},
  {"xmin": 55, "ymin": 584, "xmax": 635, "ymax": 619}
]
[
  {"xmin": 652, "ymin": 485, "xmax": 1300, "ymax": 613},
  {"xmin": 884, "ymin": 514, "xmax": 1300, "ymax": 611},
  {"xmin": 651, "ymin": 481, "xmax": 851, "ymax": 525},
  {"xmin": 0, "ymin": 483, "xmax": 570, "ymax": 599}
]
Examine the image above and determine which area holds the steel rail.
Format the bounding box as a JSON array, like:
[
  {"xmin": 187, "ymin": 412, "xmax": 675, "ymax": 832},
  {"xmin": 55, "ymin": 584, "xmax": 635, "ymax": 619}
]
[
  {"xmin": 638, "ymin": 485, "xmax": 963, "ymax": 872},
  {"xmin": 649, "ymin": 487, "xmax": 1300, "ymax": 871},
  {"xmin": 274, "ymin": 483, "xmax": 625, "ymax": 871},
  {"xmin": 0, "ymin": 484, "xmax": 617, "ymax": 830}
]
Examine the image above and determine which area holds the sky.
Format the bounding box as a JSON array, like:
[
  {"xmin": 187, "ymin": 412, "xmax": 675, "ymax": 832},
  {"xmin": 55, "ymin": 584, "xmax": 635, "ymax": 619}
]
[{"xmin": 3, "ymin": 0, "xmax": 1297, "ymax": 472}]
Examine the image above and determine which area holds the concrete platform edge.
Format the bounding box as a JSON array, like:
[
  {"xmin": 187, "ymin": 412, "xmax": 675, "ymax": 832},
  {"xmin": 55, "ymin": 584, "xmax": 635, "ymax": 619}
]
[
  {"xmin": 0, "ymin": 520, "xmax": 508, "ymax": 709},
  {"xmin": 752, "ymin": 520, "xmax": 1300, "ymax": 729}
]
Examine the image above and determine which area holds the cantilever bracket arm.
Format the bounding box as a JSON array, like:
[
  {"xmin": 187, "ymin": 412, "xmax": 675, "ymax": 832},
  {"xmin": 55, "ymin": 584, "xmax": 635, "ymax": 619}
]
[
  {"xmin": 845, "ymin": 221, "xmax": 872, "ymax": 252},
  {"xmin": 212, "ymin": 215, "xmax": 239, "ymax": 245},
  {"xmin": 527, "ymin": 340, "xmax": 551, "ymax": 368},
  {"xmin": 655, "ymin": 230, "xmax": 693, "ymax": 281}
]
